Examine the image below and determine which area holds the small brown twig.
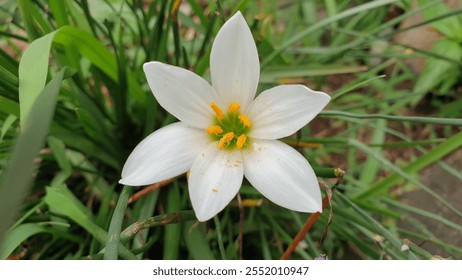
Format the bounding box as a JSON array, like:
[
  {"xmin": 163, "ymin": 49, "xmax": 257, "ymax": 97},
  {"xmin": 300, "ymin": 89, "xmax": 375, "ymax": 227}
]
[
  {"xmin": 280, "ymin": 170, "xmax": 344, "ymax": 260},
  {"xmin": 128, "ymin": 178, "xmax": 174, "ymax": 204},
  {"xmin": 319, "ymin": 181, "xmax": 334, "ymax": 246}
]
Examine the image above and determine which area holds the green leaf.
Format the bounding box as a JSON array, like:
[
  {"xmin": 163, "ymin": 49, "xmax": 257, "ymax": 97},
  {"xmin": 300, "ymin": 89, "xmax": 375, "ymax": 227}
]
[
  {"xmin": 104, "ymin": 186, "xmax": 132, "ymax": 260},
  {"xmin": 163, "ymin": 183, "xmax": 181, "ymax": 260},
  {"xmin": 47, "ymin": 136, "xmax": 72, "ymax": 175},
  {"xmin": 18, "ymin": 31, "xmax": 57, "ymax": 127},
  {"xmin": 50, "ymin": 0, "xmax": 70, "ymax": 27},
  {"xmin": 359, "ymin": 119, "xmax": 386, "ymax": 185},
  {"xmin": 353, "ymin": 130, "xmax": 462, "ymax": 199},
  {"xmin": 414, "ymin": 39, "xmax": 462, "ymax": 95},
  {"xmin": 0, "ymin": 223, "xmax": 48, "ymax": 260},
  {"xmin": 0, "ymin": 115, "xmax": 17, "ymax": 142},
  {"xmin": 261, "ymin": 0, "xmax": 400, "ymax": 68},
  {"xmin": 320, "ymin": 110, "xmax": 462, "ymax": 126},
  {"xmin": 0, "ymin": 69, "xmax": 64, "ymax": 242},
  {"xmin": 184, "ymin": 222, "xmax": 215, "ymax": 260},
  {"xmin": 418, "ymin": 0, "xmax": 462, "ymax": 41},
  {"xmin": 260, "ymin": 64, "xmax": 367, "ymax": 83},
  {"xmin": 44, "ymin": 185, "xmax": 137, "ymax": 260},
  {"xmin": 0, "ymin": 97, "xmax": 19, "ymax": 117}
]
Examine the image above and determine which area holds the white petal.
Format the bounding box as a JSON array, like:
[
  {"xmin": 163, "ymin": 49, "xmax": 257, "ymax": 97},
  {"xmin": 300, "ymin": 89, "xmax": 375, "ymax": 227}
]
[
  {"xmin": 189, "ymin": 143, "xmax": 244, "ymax": 221},
  {"xmin": 120, "ymin": 122, "xmax": 208, "ymax": 186},
  {"xmin": 144, "ymin": 62, "xmax": 219, "ymax": 128},
  {"xmin": 247, "ymin": 85, "xmax": 330, "ymax": 139},
  {"xmin": 242, "ymin": 139, "xmax": 322, "ymax": 212},
  {"xmin": 210, "ymin": 11, "xmax": 260, "ymax": 110}
]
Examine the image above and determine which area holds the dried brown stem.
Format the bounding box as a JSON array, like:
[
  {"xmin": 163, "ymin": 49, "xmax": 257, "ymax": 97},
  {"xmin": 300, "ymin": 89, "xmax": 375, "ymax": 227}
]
[
  {"xmin": 280, "ymin": 171, "xmax": 344, "ymax": 260},
  {"xmin": 128, "ymin": 178, "xmax": 173, "ymax": 204}
]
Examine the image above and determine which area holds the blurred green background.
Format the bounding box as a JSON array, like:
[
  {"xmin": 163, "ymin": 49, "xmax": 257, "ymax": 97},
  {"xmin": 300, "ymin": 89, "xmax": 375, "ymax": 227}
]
[{"xmin": 0, "ymin": 0, "xmax": 461, "ymax": 260}]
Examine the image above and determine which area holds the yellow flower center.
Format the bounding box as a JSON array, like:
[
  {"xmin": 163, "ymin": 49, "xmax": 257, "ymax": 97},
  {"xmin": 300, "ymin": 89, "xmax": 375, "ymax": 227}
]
[{"xmin": 206, "ymin": 102, "xmax": 251, "ymax": 150}]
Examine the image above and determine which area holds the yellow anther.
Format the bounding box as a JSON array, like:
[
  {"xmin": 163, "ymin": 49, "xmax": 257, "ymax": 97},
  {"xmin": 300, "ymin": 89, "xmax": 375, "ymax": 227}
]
[
  {"xmin": 238, "ymin": 114, "xmax": 252, "ymax": 127},
  {"xmin": 228, "ymin": 102, "xmax": 241, "ymax": 113},
  {"xmin": 217, "ymin": 132, "xmax": 234, "ymax": 149},
  {"xmin": 210, "ymin": 102, "xmax": 224, "ymax": 119},
  {"xmin": 236, "ymin": 134, "xmax": 247, "ymax": 150},
  {"xmin": 206, "ymin": 125, "xmax": 223, "ymax": 135}
]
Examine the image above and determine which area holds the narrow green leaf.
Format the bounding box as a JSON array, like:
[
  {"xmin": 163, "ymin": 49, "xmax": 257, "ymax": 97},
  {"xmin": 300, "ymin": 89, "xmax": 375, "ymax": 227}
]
[
  {"xmin": 337, "ymin": 193, "xmax": 419, "ymax": 259},
  {"xmin": 104, "ymin": 186, "xmax": 132, "ymax": 260},
  {"xmin": 184, "ymin": 222, "xmax": 215, "ymax": 260},
  {"xmin": 0, "ymin": 69, "xmax": 64, "ymax": 242},
  {"xmin": 53, "ymin": 26, "xmax": 145, "ymax": 103},
  {"xmin": 418, "ymin": 0, "xmax": 462, "ymax": 41},
  {"xmin": 0, "ymin": 223, "xmax": 48, "ymax": 260},
  {"xmin": 0, "ymin": 97, "xmax": 19, "ymax": 117},
  {"xmin": 44, "ymin": 185, "xmax": 137, "ymax": 260},
  {"xmin": 260, "ymin": 64, "xmax": 367, "ymax": 83},
  {"xmin": 383, "ymin": 198, "xmax": 462, "ymax": 233},
  {"xmin": 163, "ymin": 184, "xmax": 181, "ymax": 260},
  {"xmin": 261, "ymin": 0, "xmax": 399, "ymax": 68},
  {"xmin": 18, "ymin": 31, "xmax": 57, "ymax": 126},
  {"xmin": 47, "ymin": 136, "xmax": 72, "ymax": 176},
  {"xmin": 414, "ymin": 39, "xmax": 462, "ymax": 95},
  {"xmin": 0, "ymin": 115, "xmax": 17, "ymax": 142},
  {"xmin": 0, "ymin": 64, "xmax": 19, "ymax": 88},
  {"xmin": 354, "ymin": 130, "xmax": 462, "ymax": 199},
  {"xmin": 359, "ymin": 119, "xmax": 386, "ymax": 185},
  {"xmin": 321, "ymin": 110, "xmax": 462, "ymax": 126},
  {"xmin": 16, "ymin": 0, "xmax": 41, "ymax": 40},
  {"xmin": 50, "ymin": 0, "xmax": 70, "ymax": 27}
]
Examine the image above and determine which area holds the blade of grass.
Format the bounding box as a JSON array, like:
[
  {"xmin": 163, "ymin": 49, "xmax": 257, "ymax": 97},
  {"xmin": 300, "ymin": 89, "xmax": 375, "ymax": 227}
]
[
  {"xmin": 336, "ymin": 193, "xmax": 419, "ymax": 259},
  {"xmin": 0, "ymin": 223, "xmax": 83, "ymax": 260},
  {"xmin": 163, "ymin": 183, "xmax": 181, "ymax": 260},
  {"xmin": 359, "ymin": 119, "xmax": 386, "ymax": 186},
  {"xmin": 213, "ymin": 216, "xmax": 227, "ymax": 260},
  {"xmin": 349, "ymin": 138, "xmax": 462, "ymax": 220},
  {"xmin": 0, "ymin": 97, "xmax": 19, "ymax": 117},
  {"xmin": 320, "ymin": 110, "xmax": 462, "ymax": 126},
  {"xmin": 44, "ymin": 185, "xmax": 137, "ymax": 260},
  {"xmin": 354, "ymin": 131, "xmax": 462, "ymax": 199},
  {"xmin": 104, "ymin": 186, "xmax": 132, "ymax": 260},
  {"xmin": 261, "ymin": 0, "xmax": 399, "ymax": 68},
  {"xmin": 184, "ymin": 222, "xmax": 215, "ymax": 260},
  {"xmin": 18, "ymin": 30, "xmax": 57, "ymax": 127},
  {"xmin": 0, "ymin": 69, "xmax": 64, "ymax": 242}
]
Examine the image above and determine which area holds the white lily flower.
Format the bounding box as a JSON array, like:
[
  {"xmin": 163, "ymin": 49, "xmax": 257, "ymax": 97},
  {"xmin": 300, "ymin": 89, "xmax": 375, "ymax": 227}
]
[{"xmin": 119, "ymin": 11, "xmax": 331, "ymax": 221}]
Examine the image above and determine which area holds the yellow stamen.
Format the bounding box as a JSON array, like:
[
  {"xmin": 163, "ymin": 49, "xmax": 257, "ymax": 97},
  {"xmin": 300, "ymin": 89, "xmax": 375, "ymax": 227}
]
[
  {"xmin": 217, "ymin": 132, "xmax": 234, "ymax": 149},
  {"xmin": 210, "ymin": 102, "xmax": 224, "ymax": 119},
  {"xmin": 236, "ymin": 134, "xmax": 247, "ymax": 149},
  {"xmin": 238, "ymin": 114, "xmax": 252, "ymax": 127},
  {"xmin": 228, "ymin": 102, "xmax": 240, "ymax": 113},
  {"xmin": 206, "ymin": 125, "xmax": 223, "ymax": 135}
]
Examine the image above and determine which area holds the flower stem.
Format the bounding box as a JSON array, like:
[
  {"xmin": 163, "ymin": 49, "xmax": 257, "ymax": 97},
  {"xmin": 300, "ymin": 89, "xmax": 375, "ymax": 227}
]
[{"xmin": 119, "ymin": 210, "xmax": 196, "ymax": 245}]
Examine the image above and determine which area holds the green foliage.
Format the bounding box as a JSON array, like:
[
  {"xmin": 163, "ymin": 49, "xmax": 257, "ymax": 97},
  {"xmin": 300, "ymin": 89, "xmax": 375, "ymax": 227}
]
[
  {"xmin": 413, "ymin": 0, "xmax": 462, "ymax": 101},
  {"xmin": 0, "ymin": 0, "xmax": 461, "ymax": 260}
]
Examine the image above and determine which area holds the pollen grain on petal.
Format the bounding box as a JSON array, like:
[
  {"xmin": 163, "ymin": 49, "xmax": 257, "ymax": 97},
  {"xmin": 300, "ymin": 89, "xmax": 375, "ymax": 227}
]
[
  {"xmin": 238, "ymin": 114, "xmax": 252, "ymax": 127},
  {"xmin": 228, "ymin": 102, "xmax": 241, "ymax": 113},
  {"xmin": 210, "ymin": 102, "xmax": 224, "ymax": 119},
  {"xmin": 206, "ymin": 125, "xmax": 223, "ymax": 135},
  {"xmin": 236, "ymin": 134, "xmax": 247, "ymax": 149},
  {"xmin": 217, "ymin": 132, "xmax": 235, "ymax": 149}
]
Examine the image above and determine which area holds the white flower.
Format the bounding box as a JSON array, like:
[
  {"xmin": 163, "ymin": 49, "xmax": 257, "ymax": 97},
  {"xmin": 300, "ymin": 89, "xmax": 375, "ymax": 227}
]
[{"xmin": 119, "ymin": 11, "xmax": 331, "ymax": 221}]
